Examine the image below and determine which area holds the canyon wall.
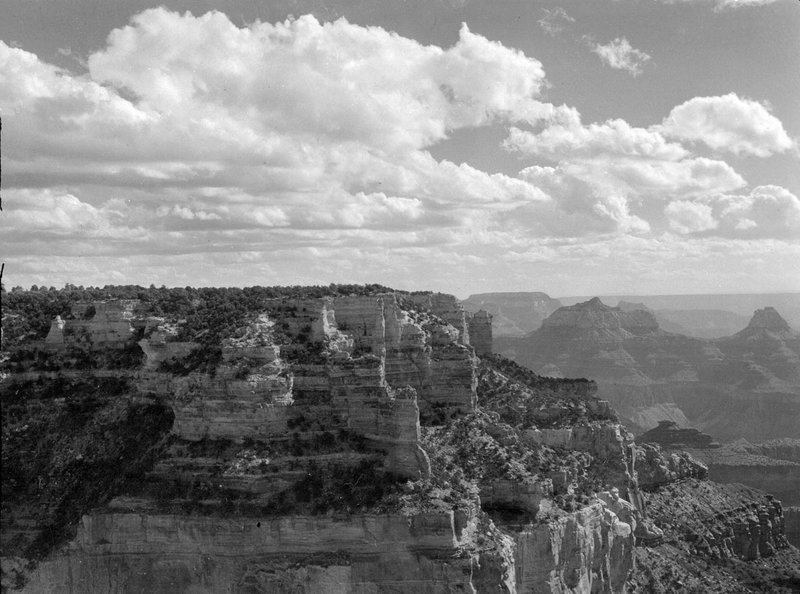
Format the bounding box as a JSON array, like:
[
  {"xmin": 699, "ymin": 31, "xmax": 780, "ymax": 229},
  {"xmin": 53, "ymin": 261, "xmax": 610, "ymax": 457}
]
[{"xmin": 3, "ymin": 289, "xmax": 797, "ymax": 593}]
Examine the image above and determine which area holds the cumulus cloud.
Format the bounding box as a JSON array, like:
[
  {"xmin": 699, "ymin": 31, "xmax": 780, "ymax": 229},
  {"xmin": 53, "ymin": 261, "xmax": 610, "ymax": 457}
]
[
  {"xmin": 1, "ymin": 11, "xmax": 557, "ymax": 258},
  {"xmin": 505, "ymin": 109, "xmax": 746, "ymax": 235},
  {"xmin": 0, "ymin": 9, "xmax": 796, "ymax": 294},
  {"xmin": 1, "ymin": 189, "xmax": 144, "ymax": 241},
  {"xmin": 660, "ymin": 93, "xmax": 793, "ymax": 157},
  {"xmin": 665, "ymin": 201, "xmax": 719, "ymax": 234},
  {"xmin": 714, "ymin": 185, "xmax": 800, "ymax": 236},
  {"xmin": 86, "ymin": 11, "xmax": 550, "ymax": 150},
  {"xmin": 664, "ymin": 185, "xmax": 800, "ymax": 237},
  {"xmin": 505, "ymin": 111, "xmax": 688, "ymax": 161},
  {"xmin": 591, "ymin": 38, "xmax": 651, "ymax": 76}
]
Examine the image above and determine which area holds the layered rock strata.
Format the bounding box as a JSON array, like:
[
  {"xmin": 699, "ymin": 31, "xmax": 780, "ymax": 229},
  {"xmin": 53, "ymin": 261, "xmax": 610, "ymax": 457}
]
[
  {"xmin": 3, "ymin": 288, "xmax": 797, "ymax": 593},
  {"xmin": 680, "ymin": 438, "xmax": 800, "ymax": 507},
  {"xmin": 496, "ymin": 298, "xmax": 800, "ymax": 442},
  {"xmin": 785, "ymin": 506, "xmax": 800, "ymax": 547},
  {"xmin": 21, "ymin": 510, "xmax": 513, "ymax": 594}
]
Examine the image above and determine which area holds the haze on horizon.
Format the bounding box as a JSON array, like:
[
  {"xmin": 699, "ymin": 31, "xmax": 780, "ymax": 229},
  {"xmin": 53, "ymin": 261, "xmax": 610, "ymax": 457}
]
[{"xmin": 1, "ymin": 0, "xmax": 799, "ymax": 297}]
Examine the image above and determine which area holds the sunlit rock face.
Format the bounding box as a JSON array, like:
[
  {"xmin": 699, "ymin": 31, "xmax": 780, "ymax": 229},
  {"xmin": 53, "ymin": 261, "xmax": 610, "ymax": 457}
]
[
  {"xmin": 496, "ymin": 299, "xmax": 800, "ymax": 442},
  {"xmin": 20, "ymin": 511, "xmax": 513, "ymax": 594},
  {"xmin": 512, "ymin": 502, "xmax": 634, "ymax": 594},
  {"xmin": 3, "ymin": 287, "xmax": 797, "ymax": 594},
  {"xmin": 66, "ymin": 300, "xmax": 144, "ymax": 348},
  {"xmin": 628, "ymin": 481, "xmax": 796, "ymax": 593}
]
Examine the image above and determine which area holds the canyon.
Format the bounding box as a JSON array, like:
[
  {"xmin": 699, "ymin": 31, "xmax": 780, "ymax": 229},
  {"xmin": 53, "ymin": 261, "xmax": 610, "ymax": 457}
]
[
  {"xmin": 1, "ymin": 285, "xmax": 798, "ymax": 592},
  {"xmin": 494, "ymin": 298, "xmax": 800, "ymax": 443}
]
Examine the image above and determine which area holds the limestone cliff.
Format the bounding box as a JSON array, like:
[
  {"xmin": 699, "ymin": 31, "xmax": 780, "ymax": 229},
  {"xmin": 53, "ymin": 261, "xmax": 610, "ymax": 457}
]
[
  {"xmin": 2, "ymin": 285, "xmax": 797, "ymax": 593},
  {"xmin": 679, "ymin": 438, "xmax": 800, "ymax": 507}
]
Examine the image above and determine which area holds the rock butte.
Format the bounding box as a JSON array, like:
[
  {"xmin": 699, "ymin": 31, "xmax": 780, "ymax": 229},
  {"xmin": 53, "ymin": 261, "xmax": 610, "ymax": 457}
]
[
  {"xmin": 496, "ymin": 298, "xmax": 800, "ymax": 442},
  {"xmin": 1, "ymin": 286, "xmax": 797, "ymax": 593}
]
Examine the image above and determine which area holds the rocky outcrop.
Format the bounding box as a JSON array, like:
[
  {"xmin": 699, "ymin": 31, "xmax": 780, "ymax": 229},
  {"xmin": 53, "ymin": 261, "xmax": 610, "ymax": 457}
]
[
  {"xmin": 461, "ymin": 291, "xmax": 563, "ymax": 337},
  {"xmin": 682, "ymin": 438, "xmax": 800, "ymax": 506},
  {"xmin": 538, "ymin": 298, "xmax": 661, "ymax": 341},
  {"xmin": 510, "ymin": 502, "xmax": 634, "ymax": 594},
  {"xmin": 5, "ymin": 287, "xmax": 797, "ymax": 594},
  {"xmin": 409, "ymin": 292, "xmax": 471, "ymax": 346},
  {"xmin": 635, "ymin": 443, "xmax": 708, "ymax": 490},
  {"xmin": 496, "ymin": 299, "xmax": 800, "ymax": 442},
  {"xmin": 43, "ymin": 316, "xmax": 66, "ymax": 347},
  {"xmin": 137, "ymin": 319, "xmax": 198, "ymax": 370},
  {"xmin": 19, "ymin": 510, "xmax": 511, "ymax": 594},
  {"xmin": 65, "ymin": 300, "xmax": 143, "ymax": 348},
  {"xmin": 639, "ymin": 420, "xmax": 719, "ymax": 448},
  {"xmin": 628, "ymin": 481, "xmax": 798, "ymax": 593},
  {"xmin": 785, "ymin": 506, "xmax": 800, "ymax": 547},
  {"xmin": 647, "ymin": 481, "xmax": 788, "ymax": 560},
  {"xmin": 469, "ymin": 309, "xmax": 493, "ymax": 356},
  {"xmin": 736, "ymin": 307, "xmax": 793, "ymax": 339}
]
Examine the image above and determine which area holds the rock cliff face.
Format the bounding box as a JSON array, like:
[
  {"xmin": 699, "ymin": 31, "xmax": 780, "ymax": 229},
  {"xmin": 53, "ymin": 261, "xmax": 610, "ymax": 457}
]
[
  {"xmin": 628, "ymin": 481, "xmax": 798, "ymax": 593},
  {"xmin": 785, "ymin": 507, "xmax": 800, "ymax": 547},
  {"xmin": 639, "ymin": 420, "xmax": 719, "ymax": 449},
  {"xmin": 20, "ymin": 511, "xmax": 512, "ymax": 594},
  {"xmin": 47, "ymin": 300, "xmax": 144, "ymax": 350},
  {"xmin": 496, "ymin": 299, "xmax": 800, "ymax": 442},
  {"xmin": 737, "ymin": 307, "xmax": 794, "ymax": 339},
  {"xmin": 2, "ymin": 286, "xmax": 797, "ymax": 593},
  {"xmin": 462, "ymin": 292, "xmax": 562, "ymax": 337},
  {"xmin": 679, "ymin": 438, "xmax": 800, "ymax": 507}
]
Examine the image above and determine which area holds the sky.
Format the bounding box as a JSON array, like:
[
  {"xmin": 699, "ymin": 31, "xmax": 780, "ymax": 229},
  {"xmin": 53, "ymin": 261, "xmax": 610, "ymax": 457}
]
[{"xmin": 1, "ymin": 0, "xmax": 799, "ymax": 298}]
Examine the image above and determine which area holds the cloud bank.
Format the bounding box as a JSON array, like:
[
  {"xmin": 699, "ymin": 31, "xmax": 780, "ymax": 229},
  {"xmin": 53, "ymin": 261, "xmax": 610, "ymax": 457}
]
[{"xmin": 0, "ymin": 9, "xmax": 797, "ymax": 294}]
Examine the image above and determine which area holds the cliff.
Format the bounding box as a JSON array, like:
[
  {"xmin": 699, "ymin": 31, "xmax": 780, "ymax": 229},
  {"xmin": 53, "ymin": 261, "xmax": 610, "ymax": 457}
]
[
  {"xmin": 495, "ymin": 299, "xmax": 800, "ymax": 442},
  {"xmin": 628, "ymin": 481, "xmax": 798, "ymax": 593},
  {"xmin": 461, "ymin": 292, "xmax": 562, "ymax": 337},
  {"xmin": 2, "ymin": 285, "xmax": 797, "ymax": 593},
  {"xmin": 786, "ymin": 507, "xmax": 800, "ymax": 548},
  {"xmin": 639, "ymin": 420, "xmax": 719, "ymax": 449},
  {"xmin": 680, "ymin": 438, "xmax": 800, "ymax": 507}
]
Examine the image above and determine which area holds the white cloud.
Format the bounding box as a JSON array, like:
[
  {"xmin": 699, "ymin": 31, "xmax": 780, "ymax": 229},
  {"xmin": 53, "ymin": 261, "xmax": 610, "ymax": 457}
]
[
  {"xmin": 505, "ymin": 109, "xmax": 746, "ymax": 236},
  {"xmin": 664, "ymin": 185, "xmax": 800, "ymax": 237},
  {"xmin": 665, "ymin": 201, "xmax": 719, "ymax": 234},
  {"xmin": 538, "ymin": 7, "xmax": 575, "ymax": 37},
  {"xmin": 1, "ymin": 11, "xmax": 555, "ymax": 254},
  {"xmin": 2, "ymin": 189, "xmax": 144, "ymax": 240},
  {"xmin": 86, "ymin": 11, "xmax": 550, "ymax": 151},
  {"xmin": 714, "ymin": 0, "xmax": 779, "ymax": 6},
  {"xmin": 714, "ymin": 185, "xmax": 800, "ymax": 237},
  {"xmin": 665, "ymin": 0, "xmax": 781, "ymax": 10},
  {"xmin": 591, "ymin": 38, "xmax": 651, "ymax": 76},
  {"xmin": 0, "ymin": 9, "xmax": 796, "ymax": 295},
  {"xmin": 505, "ymin": 113, "xmax": 688, "ymax": 161},
  {"xmin": 660, "ymin": 93, "xmax": 793, "ymax": 157}
]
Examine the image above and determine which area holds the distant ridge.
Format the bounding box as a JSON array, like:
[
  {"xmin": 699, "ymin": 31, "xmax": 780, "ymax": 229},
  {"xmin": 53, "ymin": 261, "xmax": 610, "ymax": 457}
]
[
  {"xmin": 735, "ymin": 307, "xmax": 793, "ymax": 339},
  {"xmin": 495, "ymin": 299, "xmax": 800, "ymax": 442},
  {"xmin": 558, "ymin": 293, "xmax": 800, "ymax": 334},
  {"xmin": 461, "ymin": 291, "xmax": 562, "ymax": 336}
]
